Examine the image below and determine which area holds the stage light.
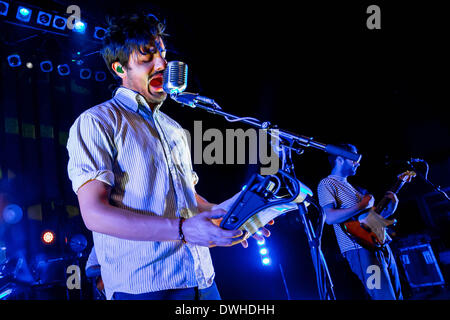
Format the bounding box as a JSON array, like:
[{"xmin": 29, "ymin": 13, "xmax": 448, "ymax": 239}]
[
  {"xmin": 80, "ymin": 68, "xmax": 91, "ymax": 79},
  {"xmin": 262, "ymin": 257, "xmax": 271, "ymax": 265},
  {"xmin": 57, "ymin": 64, "xmax": 70, "ymax": 76},
  {"xmin": 52, "ymin": 15, "xmax": 66, "ymax": 30},
  {"xmin": 2, "ymin": 204, "xmax": 23, "ymax": 224},
  {"xmin": 41, "ymin": 230, "xmax": 55, "ymax": 245},
  {"xmin": 16, "ymin": 6, "xmax": 32, "ymax": 22},
  {"xmin": 0, "ymin": 288, "xmax": 13, "ymax": 300},
  {"xmin": 93, "ymin": 26, "xmax": 106, "ymax": 40},
  {"xmin": 257, "ymin": 239, "xmax": 265, "ymax": 246},
  {"xmin": 259, "ymin": 248, "xmax": 268, "ymax": 255},
  {"xmin": 73, "ymin": 20, "xmax": 86, "ymax": 33},
  {"xmin": 26, "ymin": 62, "xmax": 33, "ymax": 69},
  {"xmin": 0, "ymin": 1, "xmax": 9, "ymax": 16},
  {"xmin": 37, "ymin": 11, "xmax": 51, "ymax": 26},
  {"xmin": 40, "ymin": 60, "xmax": 53, "ymax": 72},
  {"xmin": 95, "ymin": 71, "xmax": 106, "ymax": 82},
  {"xmin": 68, "ymin": 234, "xmax": 87, "ymax": 253},
  {"xmin": 7, "ymin": 54, "xmax": 21, "ymax": 67}
]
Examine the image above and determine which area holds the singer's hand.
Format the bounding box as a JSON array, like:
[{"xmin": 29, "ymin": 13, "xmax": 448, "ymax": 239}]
[
  {"xmin": 182, "ymin": 209, "xmax": 247, "ymax": 247},
  {"xmin": 240, "ymin": 220, "xmax": 275, "ymax": 248}
]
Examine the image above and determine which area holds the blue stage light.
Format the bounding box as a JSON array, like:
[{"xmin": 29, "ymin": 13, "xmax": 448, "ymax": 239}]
[
  {"xmin": 73, "ymin": 21, "xmax": 86, "ymax": 33},
  {"xmin": 257, "ymin": 239, "xmax": 265, "ymax": 246},
  {"xmin": 262, "ymin": 257, "xmax": 271, "ymax": 265},
  {"xmin": 93, "ymin": 26, "xmax": 106, "ymax": 40},
  {"xmin": 69, "ymin": 234, "xmax": 87, "ymax": 253},
  {"xmin": 95, "ymin": 71, "xmax": 106, "ymax": 82},
  {"xmin": 259, "ymin": 248, "xmax": 268, "ymax": 255},
  {"xmin": 57, "ymin": 64, "xmax": 70, "ymax": 76},
  {"xmin": 7, "ymin": 54, "xmax": 21, "ymax": 67},
  {"xmin": 37, "ymin": 11, "xmax": 52, "ymax": 26},
  {"xmin": 0, "ymin": 1, "xmax": 9, "ymax": 16},
  {"xmin": 80, "ymin": 68, "xmax": 91, "ymax": 79},
  {"xmin": 16, "ymin": 6, "xmax": 32, "ymax": 22},
  {"xmin": 52, "ymin": 15, "xmax": 66, "ymax": 30},
  {"xmin": 2, "ymin": 204, "xmax": 23, "ymax": 224},
  {"xmin": 40, "ymin": 61, "xmax": 53, "ymax": 72}
]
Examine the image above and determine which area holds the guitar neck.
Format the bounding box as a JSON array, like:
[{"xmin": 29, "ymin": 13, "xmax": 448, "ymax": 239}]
[{"xmin": 374, "ymin": 179, "xmax": 405, "ymax": 214}]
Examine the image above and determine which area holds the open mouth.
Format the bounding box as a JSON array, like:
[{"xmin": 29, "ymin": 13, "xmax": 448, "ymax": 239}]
[{"xmin": 149, "ymin": 74, "xmax": 163, "ymax": 91}]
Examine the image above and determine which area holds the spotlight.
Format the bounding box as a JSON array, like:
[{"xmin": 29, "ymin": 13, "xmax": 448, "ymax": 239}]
[
  {"xmin": 57, "ymin": 64, "xmax": 70, "ymax": 76},
  {"xmin": 52, "ymin": 15, "xmax": 66, "ymax": 30},
  {"xmin": 95, "ymin": 71, "xmax": 106, "ymax": 82},
  {"xmin": 80, "ymin": 68, "xmax": 91, "ymax": 79},
  {"xmin": 37, "ymin": 11, "xmax": 51, "ymax": 26},
  {"xmin": 262, "ymin": 257, "xmax": 271, "ymax": 265},
  {"xmin": 72, "ymin": 20, "xmax": 86, "ymax": 33},
  {"xmin": 41, "ymin": 230, "xmax": 55, "ymax": 245},
  {"xmin": 259, "ymin": 248, "xmax": 268, "ymax": 255},
  {"xmin": 40, "ymin": 61, "xmax": 53, "ymax": 72},
  {"xmin": 68, "ymin": 234, "xmax": 87, "ymax": 253},
  {"xmin": 257, "ymin": 239, "xmax": 265, "ymax": 246},
  {"xmin": 26, "ymin": 62, "xmax": 33, "ymax": 69},
  {"xmin": 16, "ymin": 6, "xmax": 32, "ymax": 22},
  {"xmin": 0, "ymin": 1, "xmax": 9, "ymax": 16},
  {"xmin": 7, "ymin": 54, "xmax": 21, "ymax": 67},
  {"xmin": 2, "ymin": 204, "xmax": 23, "ymax": 224},
  {"xmin": 93, "ymin": 27, "xmax": 106, "ymax": 40}
]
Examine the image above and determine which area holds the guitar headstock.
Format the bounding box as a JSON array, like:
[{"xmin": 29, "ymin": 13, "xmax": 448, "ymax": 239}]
[{"xmin": 397, "ymin": 171, "xmax": 417, "ymax": 183}]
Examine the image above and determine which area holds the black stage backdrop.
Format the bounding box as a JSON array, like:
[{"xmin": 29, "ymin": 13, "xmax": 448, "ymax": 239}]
[{"xmin": 0, "ymin": 0, "xmax": 449, "ymax": 300}]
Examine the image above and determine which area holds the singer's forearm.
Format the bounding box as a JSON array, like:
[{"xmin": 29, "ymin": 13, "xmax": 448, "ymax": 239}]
[{"xmin": 77, "ymin": 180, "xmax": 180, "ymax": 241}]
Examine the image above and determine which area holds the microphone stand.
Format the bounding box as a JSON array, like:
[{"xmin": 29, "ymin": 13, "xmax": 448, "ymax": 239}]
[
  {"xmin": 174, "ymin": 95, "xmax": 337, "ymax": 300},
  {"xmin": 280, "ymin": 147, "xmax": 336, "ymax": 300},
  {"xmin": 172, "ymin": 94, "xmax": 361, "ymax": 162},
  {"xmin": 409, "ymin": 161, "xmax": 450, "ymax": 202}
]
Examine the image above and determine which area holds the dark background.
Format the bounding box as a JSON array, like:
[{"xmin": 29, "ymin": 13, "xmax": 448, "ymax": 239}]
[{"xmin": 0, "ymin": 0, "xmax": 449, "ymax": 300}]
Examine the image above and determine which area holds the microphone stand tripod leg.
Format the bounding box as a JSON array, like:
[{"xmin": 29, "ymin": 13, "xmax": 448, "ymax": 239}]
[{"xmin": 297, "ymin": 202, "xmax": 335, "ymax": 300}]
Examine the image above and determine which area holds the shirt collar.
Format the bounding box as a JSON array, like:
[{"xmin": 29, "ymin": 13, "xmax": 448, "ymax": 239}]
[
  {"xmin": 328, "ymin": 174, "xmax": 348, "ymax": 183},
  {"xmin": 113, "ymin": 86, "xmax": 163, "ymax": 114}
]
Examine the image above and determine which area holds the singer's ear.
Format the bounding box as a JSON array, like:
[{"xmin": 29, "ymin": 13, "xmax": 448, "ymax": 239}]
[{"xmin": 112, "ymin": 62, "xmax": 126, "ymax": 79}]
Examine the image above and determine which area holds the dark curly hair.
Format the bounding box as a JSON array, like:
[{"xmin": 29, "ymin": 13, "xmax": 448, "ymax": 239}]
[{"xmin": 100, "ymin": 13, "xmax": 167, "ymax": 80}]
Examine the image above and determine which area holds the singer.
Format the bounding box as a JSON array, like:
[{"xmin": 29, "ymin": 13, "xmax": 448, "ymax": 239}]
[
  {"xmin": 66, "ymin": 13, "xmax": 271, "ymax": 300},
  {"xmin": 317, "ymin": 143, "xmax": 402, "ymax": 300}
]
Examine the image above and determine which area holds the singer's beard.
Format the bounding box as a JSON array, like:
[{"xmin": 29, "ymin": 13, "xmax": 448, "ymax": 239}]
[{"xmin": 145, "ymin": 83, "xmax": 167, "ymax": 107}]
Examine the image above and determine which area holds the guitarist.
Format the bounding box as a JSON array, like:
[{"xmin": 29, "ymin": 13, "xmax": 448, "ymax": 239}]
[{"xmin": 317, "ymin": 143, "xmax": 403, "ymax": 300}]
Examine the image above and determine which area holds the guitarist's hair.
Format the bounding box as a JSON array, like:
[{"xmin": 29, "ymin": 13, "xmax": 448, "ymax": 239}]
[{"xmin": 328, "ymin": 143, "xmax": 358, "ymax": 167}]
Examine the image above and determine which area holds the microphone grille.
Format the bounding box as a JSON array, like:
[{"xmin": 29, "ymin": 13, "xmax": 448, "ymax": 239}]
[{"xmin": 163, "ymin": 61, "xmax": 188, "ymax": 95}]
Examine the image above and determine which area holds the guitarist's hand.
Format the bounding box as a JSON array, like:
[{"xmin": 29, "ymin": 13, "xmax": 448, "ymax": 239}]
[
  {"xmin": 358, "ymin": 194, "xmax": 375, "ymax": 211},
  {"xmin": 382, "ymin": 191, "xmax": 399, "ymax": 217}
]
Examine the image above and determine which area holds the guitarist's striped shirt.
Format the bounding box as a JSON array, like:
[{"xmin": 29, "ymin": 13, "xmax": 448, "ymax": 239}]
[{"xmin": 317, "ymin": 175, "xmax": 363, "ymax": 253}]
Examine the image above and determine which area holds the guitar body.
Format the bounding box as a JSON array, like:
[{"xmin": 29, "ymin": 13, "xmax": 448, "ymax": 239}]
[
  {"xmin": 340, "ymin": 171, "xmax": 416, "ymax": 250},
  {"xmin": 342, "ymin": 219, "xmax": 384, "ymax": 250}
]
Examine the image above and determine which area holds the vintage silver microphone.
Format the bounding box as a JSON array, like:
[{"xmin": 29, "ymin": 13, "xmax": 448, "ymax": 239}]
[
  {"xmin": 162, "ymin": 61, "xmax": 187, "ymax": 95},
  {"xmin": 162, "ymin": 61, "xmax": 220, "ymax": 108}
]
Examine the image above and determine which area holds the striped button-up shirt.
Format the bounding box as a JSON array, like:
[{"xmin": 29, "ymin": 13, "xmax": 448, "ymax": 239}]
[{"xmin": 67, "ymin": 87, "xmax": 214, "ymax": 300}]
